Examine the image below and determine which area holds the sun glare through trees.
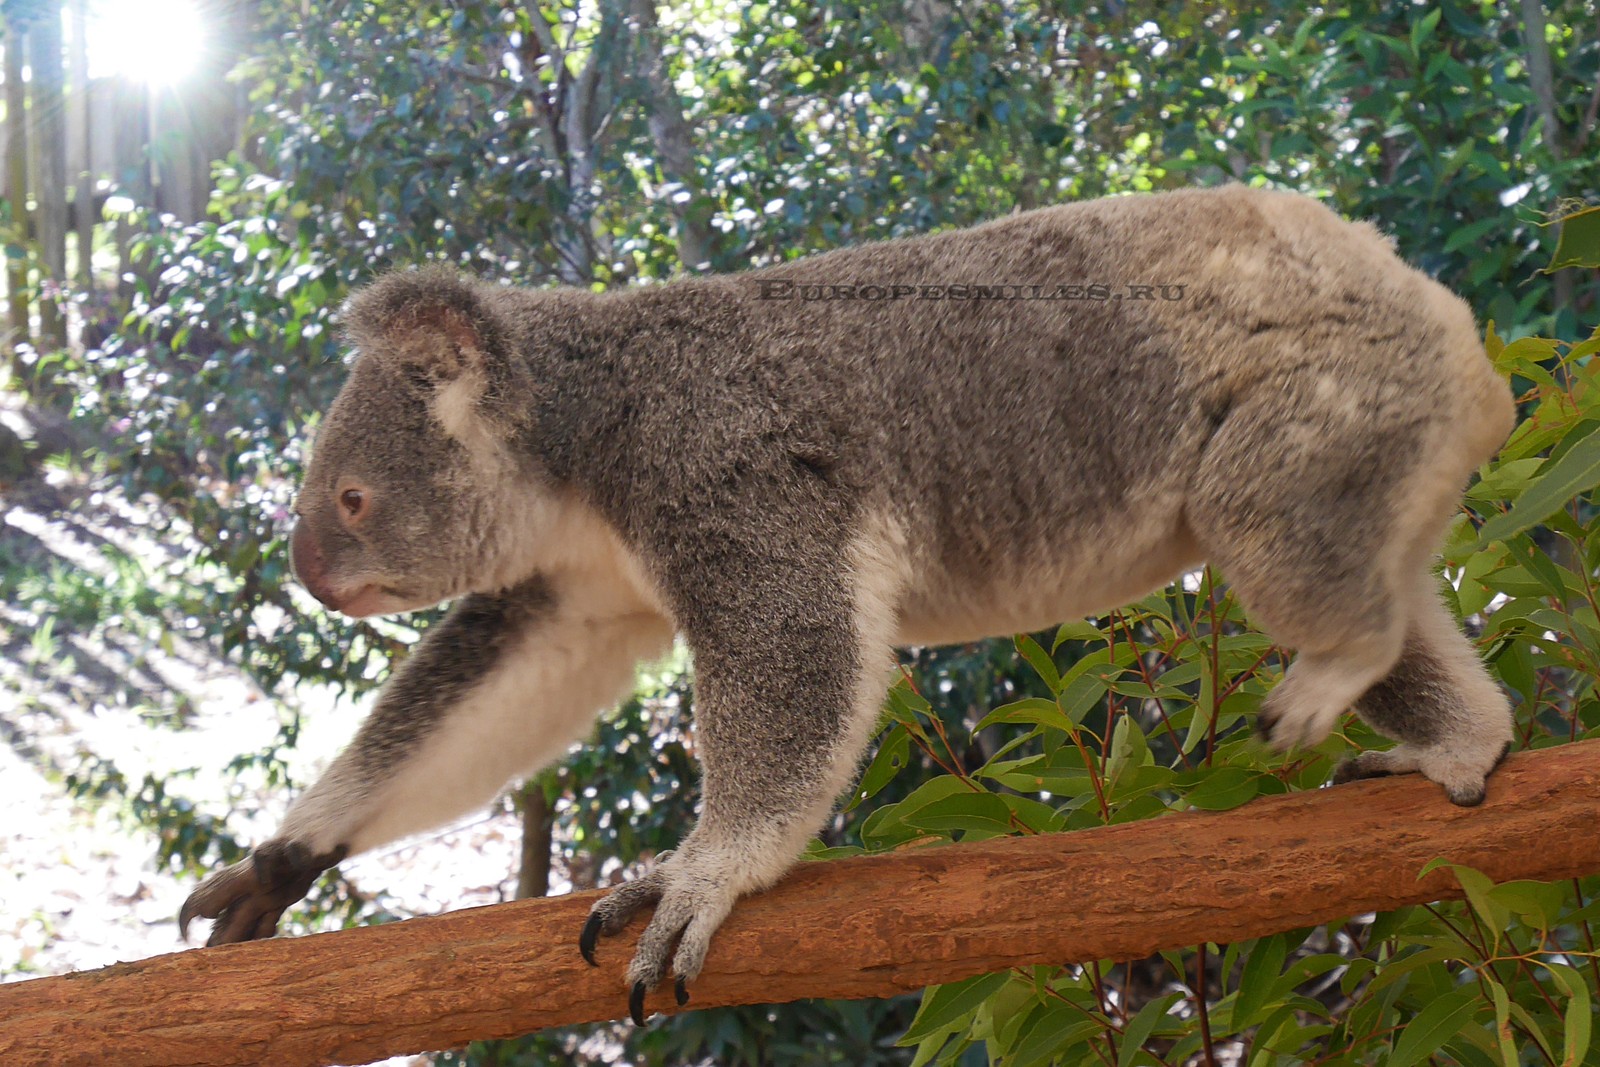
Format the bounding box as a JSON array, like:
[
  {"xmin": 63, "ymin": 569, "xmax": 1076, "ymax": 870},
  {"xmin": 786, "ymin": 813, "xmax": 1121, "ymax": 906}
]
[{"xmin": 87, "ymin": 0, "xmax": 205, "ymax": 85}]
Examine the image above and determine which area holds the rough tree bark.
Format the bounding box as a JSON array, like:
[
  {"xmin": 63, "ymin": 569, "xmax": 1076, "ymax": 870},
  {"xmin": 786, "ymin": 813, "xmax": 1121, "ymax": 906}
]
[{"xmin": 3, "ymin": 740, "xmax": 1599, "ymax": 1067}]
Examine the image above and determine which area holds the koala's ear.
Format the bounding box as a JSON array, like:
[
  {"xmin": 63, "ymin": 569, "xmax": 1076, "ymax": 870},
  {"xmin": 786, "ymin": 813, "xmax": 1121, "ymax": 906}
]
[
  {"xmin": 343, "ymin": 267, "xmax": 522, "ymax": 440},
  {"xmin": 342, "ymin": 267, "xmax": 506, "ymax": 382}
]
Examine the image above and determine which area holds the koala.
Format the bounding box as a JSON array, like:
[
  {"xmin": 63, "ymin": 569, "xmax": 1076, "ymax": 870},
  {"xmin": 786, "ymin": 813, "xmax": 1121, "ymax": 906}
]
[{"xmin": 179, "ymin": 185, "xmax": 1516, "ymax": 1024}]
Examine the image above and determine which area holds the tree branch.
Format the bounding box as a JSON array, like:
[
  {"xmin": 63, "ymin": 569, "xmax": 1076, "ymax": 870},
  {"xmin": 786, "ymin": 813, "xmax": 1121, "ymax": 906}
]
[
  {"xmin": 522, "ymin": 0, "xmax": 568, "ymax": 86},
  {"xmin": 5, "ymin": 740, "xmax": 1600, "ymax": 1067},
  {"xmin": 1519, "ymin": 0, "xmax": 1562, "ymax": 162},
  {"xmin": 1518, "ymin": 0, "xmax": 1576, "ymax": 325},
  {"xmin": 631, "ymin": 0, "xmax": 715, "ymax": 271}
]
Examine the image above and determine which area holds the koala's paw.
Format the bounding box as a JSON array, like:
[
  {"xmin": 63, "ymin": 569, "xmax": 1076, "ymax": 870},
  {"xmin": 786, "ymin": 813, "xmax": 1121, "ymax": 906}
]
[
  {"xmin": 1330, "ymin": 740, "xmax": 1513, "ymax": 808},
  {"xmin": 178, "ymin": 840, "xmax": 348, "ymax": 946},
  {"xmin": 1255, "ymin": 680, "xmax": 1345, "ymax": 753},
  {"xmin": 580, "ymin": 851, "xmax": 739, "ymax": 1025},
  {"xmin": 1330, "ymin": 749, "xmax": 1403, "ymax": 787},
  {"xmin": 579, "ymin": 867, "xmax": 667, "ymax": 967}
]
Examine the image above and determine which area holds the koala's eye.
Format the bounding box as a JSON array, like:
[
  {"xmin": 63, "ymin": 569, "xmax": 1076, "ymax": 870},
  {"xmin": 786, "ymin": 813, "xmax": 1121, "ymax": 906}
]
[{"xmin": 340, "ymin": 487, "xmax": 368, "ymax": 520}]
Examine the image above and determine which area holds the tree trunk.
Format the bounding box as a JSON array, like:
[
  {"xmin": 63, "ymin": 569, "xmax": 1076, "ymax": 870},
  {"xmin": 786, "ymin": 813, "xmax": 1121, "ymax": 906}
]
[
  {"xmin": 3, "ymin": 740, "xmax": 1600, "ymax": 1067},
  {"xmin": 4, "ymin": 21, "xmax": 30, "ymax": 360},
  {"xmin": 68, "ymin": 0, "xmax": 90, "ymax": 287},
  {"xmin": 110, "ymin": 76, "xmax": 149, "ymax": 306},
  {"xmin": 26, "ymin": 0, "xmax": 65, "ymax": 348},
  {"xmin": 515, "ymin": 777, "xmax": 554, "ymax": 900},
  {"xmin": 631, "ymin": 0, "xmax": 714, "ymax": 272},
  {"xmin": 1519, "ymin": 0, "xmax": 1574, "ymax": 326}
]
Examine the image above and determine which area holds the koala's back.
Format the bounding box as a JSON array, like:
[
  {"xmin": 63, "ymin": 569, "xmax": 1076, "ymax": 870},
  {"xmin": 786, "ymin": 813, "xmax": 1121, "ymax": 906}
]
[{"xmin": 530, "ymin": 186, "xmax": 1510, "ymax": 640}]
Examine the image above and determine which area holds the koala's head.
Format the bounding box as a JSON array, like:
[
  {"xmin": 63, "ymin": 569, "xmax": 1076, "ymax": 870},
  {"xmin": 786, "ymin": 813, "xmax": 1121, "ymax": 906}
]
[{"xmin": 290, "ymin": 268, "xmax": 541, "ymax": 618}]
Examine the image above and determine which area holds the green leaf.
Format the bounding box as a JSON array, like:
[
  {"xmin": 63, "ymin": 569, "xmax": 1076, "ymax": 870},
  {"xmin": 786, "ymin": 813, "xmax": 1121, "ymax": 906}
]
[
  {"xmin": 1367, "ymin": 946, "xmax": 1467, "ymax": 994},
  {"xmin": 1568, "ymin": 326, "xmax": 1600, "ymax": 364},
  {"xmin": 1184, "ymin": 653, "xmax": 1217, "ymax": 754},
  {"xmin": 1471, "ymin": 456, "xmax": 1552, "ymax": 503},
  {"xmin": 1053, "ymin": 619, "xmax": 1104, "ymax": 651},
  {"xmin": 1182, "ymin": 767, "xmax": 1262, "ymax": 811},
  {"xmin": 1232, "ymin": 933, "xmax": 1288, "ymax": 1032},
  {"xmin": 1548, "ymin": 205, "xmax": 1600, "ymax": 271},
  {"xmin": 1440, "ymin": 214, "xmax": 1497, "ymax": 254},
  {"xmin": 975, "ymin": 697, "xmax": 1071, "ymax": 733},
  {"xmin": 905, "ymin": 791, "xmax": 1017, "ymax": 835},
  {"xmin": 1117, "ymin": 994, "xmax": 1180, "ymax": 1067},
  {"xmin": 883, "ymin": 680, "xmax": 933, "ymax": 737},
  {"xmin": 848, "ymin": 725, "xmax": 910, "ymax": 811},
  {"xmin": 861, "ymin": 776, "xmax": 975, "ymax": 848},
  {"xmin": 1015, "ymin": 633, "xmax": 1061, "ymax": 692},
  {"xmin": 1001, "ymin": 793, "xmax": 1067, "ymax": 833},
  {"xmin": 1421, "ymin": 860, "xmax": 1510, "ymax": 946},
  {"xmin": 1105, "ymin": 715, "xmax": 1150, "ymax": 795},
  {"xmin": 1475, "ymin": 428, "xmax": 1600, "ymax": 549},
  {"xmin": 899, "ymin": 971, "xmax": 1013, "ymax": 1044},
  {"xmin": 1507, "ymin": 1000, "xmax": 1559, "ymax": 1062},
  {"xmin": 1486, "ymin": 978, "xmax": 1520, "ymax": 1067},
  {"xmin": 1388, "ymin": 986, "xmax": 1481, "ymax": 1067},
  {"xmin": 1545, "ymin": 961, "xmax": 1591, "ymax": 1066},
  {"xmin": 1058, "ymin": 673, "xmax": 1111, "ymax": 726},
  {"xmin": 1487, "ymin": 879, "xmax": 1566, "ymax": 930},
  {"xmin": 907, "ymin": 1031, "xmax": 957, "ymax": 1067},
  {"xmin": 1504, "ymin": 344, "xmax": 1564, "ymax": 386},
  {"xmin": 1009, "ymin": 1001, "xmax": 1106, "ymax": 1067},
  {"xmin": 1410, "ymin": 7, "xmax": 1441, "ymax": 55}
]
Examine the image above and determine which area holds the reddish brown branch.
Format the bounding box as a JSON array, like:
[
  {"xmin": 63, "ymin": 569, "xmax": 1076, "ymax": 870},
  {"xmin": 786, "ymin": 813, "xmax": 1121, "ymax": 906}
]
[{"xmin": 4, "ymin": 740, "xmax": 1599, "ymax": 1067}]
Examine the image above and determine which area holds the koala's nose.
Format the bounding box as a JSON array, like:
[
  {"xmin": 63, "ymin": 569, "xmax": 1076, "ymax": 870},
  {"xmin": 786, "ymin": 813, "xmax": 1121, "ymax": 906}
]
[{"xmin": 289, "ymin": 519, "xmax": 339, "ymax": 608}]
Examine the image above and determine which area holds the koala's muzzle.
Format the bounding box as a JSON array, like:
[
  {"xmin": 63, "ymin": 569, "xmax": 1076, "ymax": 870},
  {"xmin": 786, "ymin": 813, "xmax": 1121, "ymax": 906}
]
[
  {"xmin": 289, "ymin": 518, "xmax": 397, "ymax": 617},
  {"xmin": 290, "ymin": 519, "xmax": 341, "ymax": 610}
]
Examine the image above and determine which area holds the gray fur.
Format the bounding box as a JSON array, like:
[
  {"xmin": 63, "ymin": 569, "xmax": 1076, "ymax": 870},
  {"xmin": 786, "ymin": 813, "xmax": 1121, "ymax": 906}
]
[
  {"xmin": 344, "ymin": 577, "xmax": 556, "ymax": 776},
  {"xmin": 1352, "ymin": 631, "xmax": 1450, "ymax": 747},
  {"xmin": 181, "ymin": 185, "xmax": 1517, "ymax": 1016}
]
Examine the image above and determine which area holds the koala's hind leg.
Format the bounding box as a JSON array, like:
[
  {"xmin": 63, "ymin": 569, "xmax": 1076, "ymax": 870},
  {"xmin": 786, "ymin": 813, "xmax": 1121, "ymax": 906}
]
[
  {"xmin": 1186, "ymin": 370, "xmax": 1512, "ymax": 804},
  {"xmin": 1333, "ymin": 571, "xmax": 1514, "ymax": 806},
  {"xmin": 1185, "ymin": 386, "xmax": 1425, "ymax": 752}
]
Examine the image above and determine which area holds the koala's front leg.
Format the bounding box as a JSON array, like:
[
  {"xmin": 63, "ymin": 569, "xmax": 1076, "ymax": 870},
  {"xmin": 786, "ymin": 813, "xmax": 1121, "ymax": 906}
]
[
  {"xmin": 181, "ymin": 575, "xmax": 673, "ymax": 945},
  {"xmin": 582, "ymin": 529, "xmax": 900, "ymax": 1022}
]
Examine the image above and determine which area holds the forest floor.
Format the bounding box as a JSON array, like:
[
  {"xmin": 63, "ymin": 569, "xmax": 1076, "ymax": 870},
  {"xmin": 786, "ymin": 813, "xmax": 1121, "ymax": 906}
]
[{"xmin": 0, "ymin": 391, "xmax": 540, "ymax": 1066}]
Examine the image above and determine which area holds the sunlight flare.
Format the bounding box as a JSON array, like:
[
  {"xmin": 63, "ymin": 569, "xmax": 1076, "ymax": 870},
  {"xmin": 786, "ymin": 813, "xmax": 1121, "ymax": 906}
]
[{"xmin": 88, "ymin": 0, "xmax": 206, "ymax": 85}]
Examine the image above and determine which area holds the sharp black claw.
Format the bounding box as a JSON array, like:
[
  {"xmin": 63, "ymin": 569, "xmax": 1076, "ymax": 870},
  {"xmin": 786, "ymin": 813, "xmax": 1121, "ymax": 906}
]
[
  {"xmin": 630, "ymin": 981, "xmax": 648, "ymax": 1026},
  {"xmin": 675, "ymin": 976, "xmax": 689, "ymax": 1006},
  {"xmin": 579, "ymin": 913, "xmax": 603, "ymax": 967}
]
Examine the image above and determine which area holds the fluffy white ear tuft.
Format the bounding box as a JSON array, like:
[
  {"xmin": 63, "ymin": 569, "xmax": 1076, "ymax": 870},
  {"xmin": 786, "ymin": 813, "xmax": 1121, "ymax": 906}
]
[
  {"xmin": 432, "ymin": 372, "xmax": 489, "ymax": 440},
  {"xmin": 430, "ymin": 370, "xmax": 512, "ymax": 469}
]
